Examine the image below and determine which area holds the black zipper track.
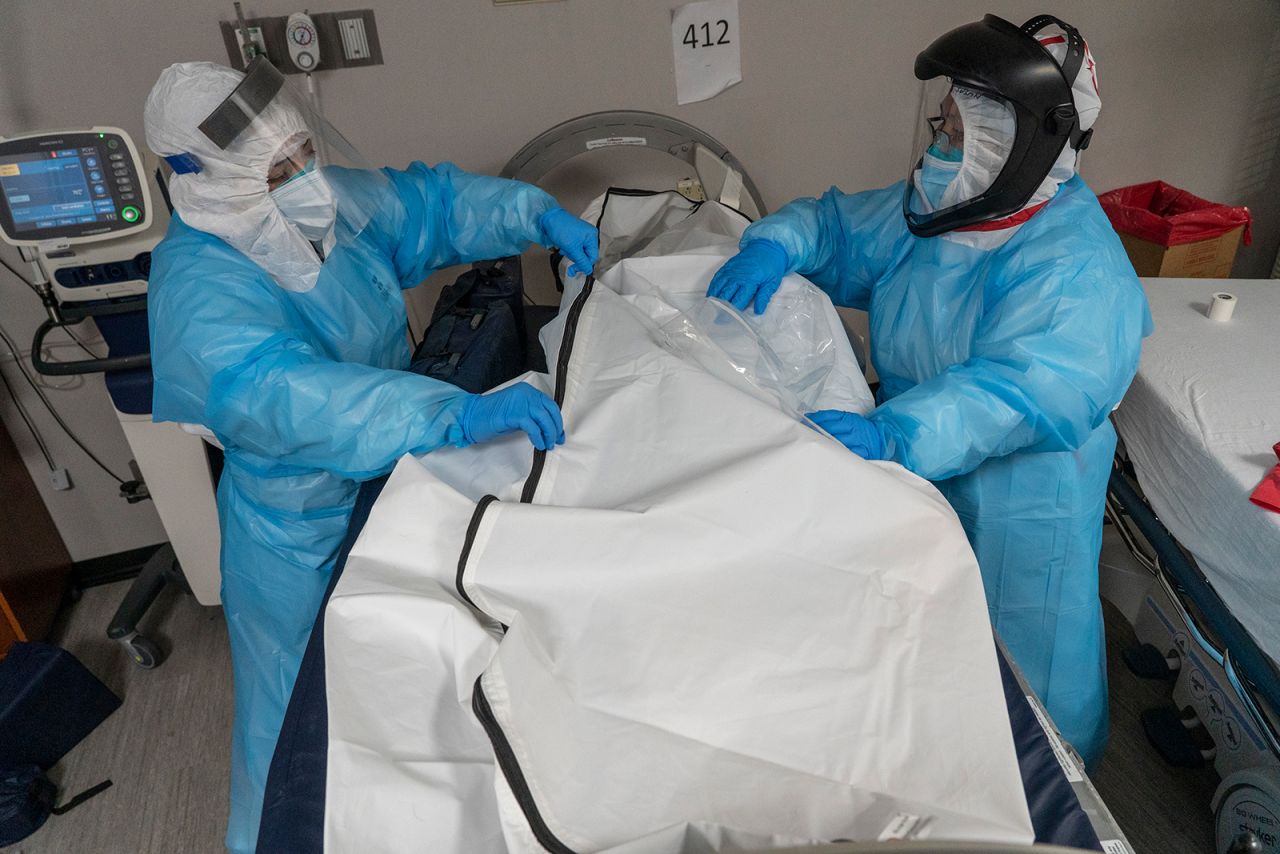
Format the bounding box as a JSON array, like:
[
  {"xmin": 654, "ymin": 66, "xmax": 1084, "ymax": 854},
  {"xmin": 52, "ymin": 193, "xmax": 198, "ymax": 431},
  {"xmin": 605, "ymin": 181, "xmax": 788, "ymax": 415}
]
[
  {"xmin": 455, "ymin": 494, "xmax": 499, "ymax": 616},
  {"xmin": 473, "ymin": 677, "xmax": 579, "ymax": 854},
  {"xmin": 520, "ymin": 276, "xmax": 595, "ymax": 504},
  {"xmin": 470, "ymin": 274, "xmax": 598, "ymax": 851},
  {"xmin": 474, "ymin": 195, "xmax": 742, "ymax": 845},
  {"xmin": 595, "ymin": 186, "xmax": 755, "ymax": 227},
  {"xmin": 472, "ymin": 190, "xmax": 752, "ymax": 849}
]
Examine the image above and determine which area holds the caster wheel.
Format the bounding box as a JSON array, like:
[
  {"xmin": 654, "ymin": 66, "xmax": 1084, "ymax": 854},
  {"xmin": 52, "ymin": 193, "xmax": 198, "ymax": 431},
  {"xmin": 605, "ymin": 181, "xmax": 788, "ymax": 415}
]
[
  {"xmin": 1215, "ymin": 767, "xmax": 1280, "ymax": 854},
  {"xmin": 126, "ymin": 636, "xmax": 165, "ymax": 669}
]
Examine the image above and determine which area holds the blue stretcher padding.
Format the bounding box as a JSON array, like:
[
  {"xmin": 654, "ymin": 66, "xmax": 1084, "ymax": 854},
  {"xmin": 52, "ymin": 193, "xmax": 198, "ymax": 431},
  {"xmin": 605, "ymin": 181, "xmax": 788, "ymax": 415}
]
[{"xmin": 1109, "ymin": 470, "xmax": 1280, "ymax": 719}]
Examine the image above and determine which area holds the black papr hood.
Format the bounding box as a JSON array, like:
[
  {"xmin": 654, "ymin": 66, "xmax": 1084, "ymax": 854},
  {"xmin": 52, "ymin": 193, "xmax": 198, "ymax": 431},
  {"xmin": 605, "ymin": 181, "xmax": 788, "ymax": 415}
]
[{"xmin": 903, "ymin": 14, "xmax": 1093, "ymax": 237}]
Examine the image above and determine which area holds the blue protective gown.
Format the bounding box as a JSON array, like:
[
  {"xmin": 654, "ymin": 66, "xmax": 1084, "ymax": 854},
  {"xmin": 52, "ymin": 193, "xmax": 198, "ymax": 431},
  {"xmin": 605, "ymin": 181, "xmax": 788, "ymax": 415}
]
[
  {"xmin": 147, "ymin": 162, "xmax": 558, "ymax": 853},
  {"xmin": 747, "ymin": 176, "xmax": 1151, "ymax": 767}
]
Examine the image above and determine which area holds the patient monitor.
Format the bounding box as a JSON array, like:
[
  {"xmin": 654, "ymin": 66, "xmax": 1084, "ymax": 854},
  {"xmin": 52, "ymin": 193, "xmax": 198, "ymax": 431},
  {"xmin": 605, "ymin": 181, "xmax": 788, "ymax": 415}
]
[
  {"xmin": 0, "ymin": 128, "xmax": 156, "ymax": 303},
  {"xmin": 0, "ymin": 128, "xmax": 222, "ymax": 660}
]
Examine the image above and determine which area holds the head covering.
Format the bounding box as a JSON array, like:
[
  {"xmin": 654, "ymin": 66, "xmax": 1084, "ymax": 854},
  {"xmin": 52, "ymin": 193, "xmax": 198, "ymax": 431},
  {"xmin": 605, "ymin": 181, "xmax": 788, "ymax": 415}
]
[
  {"xmin": 1031, "ymin": 24, "xmax": 1102, "ymax": 208},
  {"xmin": 144, "ymin": 61, "xmax": 327, "ymax": 292},
  {"xmin": 937, "ymin": 85, "xmax": 1019, "ymax": 211}
]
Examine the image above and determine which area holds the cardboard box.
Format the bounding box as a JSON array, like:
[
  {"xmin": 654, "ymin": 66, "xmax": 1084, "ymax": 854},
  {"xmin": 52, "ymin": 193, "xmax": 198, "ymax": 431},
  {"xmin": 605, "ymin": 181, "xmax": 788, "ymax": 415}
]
[
  {"xmin": 1099, "ymin": 181, "xmax": 1251, "ymax": 279},
  {"xmin": 1117, "ymin": 225, "xmax": 1244, "ymax": 278}
]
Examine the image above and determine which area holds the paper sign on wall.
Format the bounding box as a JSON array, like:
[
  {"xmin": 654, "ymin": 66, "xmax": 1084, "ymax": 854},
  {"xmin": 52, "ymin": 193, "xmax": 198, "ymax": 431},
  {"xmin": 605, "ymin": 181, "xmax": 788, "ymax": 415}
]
[{"xmin": 671, "ymin": 0, "xmax": 741, "ymax": 105}]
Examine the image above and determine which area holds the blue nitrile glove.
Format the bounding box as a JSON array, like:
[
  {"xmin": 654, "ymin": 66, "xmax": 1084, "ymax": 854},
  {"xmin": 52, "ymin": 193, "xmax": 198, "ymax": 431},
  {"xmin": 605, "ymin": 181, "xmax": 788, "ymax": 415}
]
[
  {"xmin": 461, "ymin": 383, "xmax": 566, "ymax": 451},
  {"xmin": 540, "ymin": 208, "xmax": 599, "ymax": 277},
  {"xmin": 706, "ymin": 239, "xmax": 790, "ymax": 315},
  {"xmin": 808, "ymin": 409, "xmax": 886, "ymax": 460}
]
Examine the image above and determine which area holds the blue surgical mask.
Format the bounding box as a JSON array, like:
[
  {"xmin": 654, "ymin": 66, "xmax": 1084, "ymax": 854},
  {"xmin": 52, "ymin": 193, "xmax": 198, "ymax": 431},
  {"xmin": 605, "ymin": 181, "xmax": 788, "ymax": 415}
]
[
  {"xmin": 926, "ymin": 142, "xmax": 964, "ymax": 163},
  {"xmin": 917, "ymin": 150, "xmax": 963, "ymax": 211}
]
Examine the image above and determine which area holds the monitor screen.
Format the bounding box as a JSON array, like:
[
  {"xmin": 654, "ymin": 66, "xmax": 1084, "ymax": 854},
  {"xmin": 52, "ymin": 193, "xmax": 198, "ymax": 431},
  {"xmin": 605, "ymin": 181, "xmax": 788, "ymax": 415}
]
[{"xmin": 0, "ymin": 131, "xmax": 146, "ymax": 243}]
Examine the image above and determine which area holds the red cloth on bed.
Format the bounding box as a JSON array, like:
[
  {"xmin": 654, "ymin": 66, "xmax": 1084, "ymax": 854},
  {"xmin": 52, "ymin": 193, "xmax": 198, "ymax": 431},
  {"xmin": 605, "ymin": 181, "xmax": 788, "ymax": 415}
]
[{"xmin": 1251, "ymin": 443, "xmax": 1280, "ymax": 514}]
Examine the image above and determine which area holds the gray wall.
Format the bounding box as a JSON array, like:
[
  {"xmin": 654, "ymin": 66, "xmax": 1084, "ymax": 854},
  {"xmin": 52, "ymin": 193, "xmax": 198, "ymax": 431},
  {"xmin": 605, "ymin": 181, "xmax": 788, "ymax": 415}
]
[{"xmin": 2, "ymin": 0, "xmax": 1278, "ymax": 558}]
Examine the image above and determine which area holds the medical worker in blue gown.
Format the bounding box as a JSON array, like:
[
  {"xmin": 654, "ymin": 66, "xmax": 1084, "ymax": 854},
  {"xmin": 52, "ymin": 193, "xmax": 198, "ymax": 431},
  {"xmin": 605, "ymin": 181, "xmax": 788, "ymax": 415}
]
[
  {"xmin": 708, "ymin": 15, "xmax": 1151, "ymax": 769},
  {"xmin": 142, "ymin": 59, "xmax": 597, "ymax": 851}
]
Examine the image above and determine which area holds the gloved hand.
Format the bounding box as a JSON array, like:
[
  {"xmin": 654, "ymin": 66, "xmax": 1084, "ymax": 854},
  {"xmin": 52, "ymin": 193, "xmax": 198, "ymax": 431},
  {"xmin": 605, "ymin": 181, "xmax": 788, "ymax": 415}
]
[
  {"xmin": 808, "ymin": 409, "xmax": 886, "ymax": 460},
  {"xmin": 461, "ymin": 383, "xmax": 566, "ymax": 451},
  {"xmin": 706, "ymin": 239, "xmax": 790, "ymax": 315},
  {"xmin": 540, "ymin": 208, "xmax": 599, "ymax": 278}
]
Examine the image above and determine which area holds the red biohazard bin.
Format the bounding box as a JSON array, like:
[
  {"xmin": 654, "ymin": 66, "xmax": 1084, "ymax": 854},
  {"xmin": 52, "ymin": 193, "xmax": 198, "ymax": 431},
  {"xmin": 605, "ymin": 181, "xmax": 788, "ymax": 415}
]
[{"xmin": 1098, "ymin": 181, "xmax": 1252, "ymax": 278}]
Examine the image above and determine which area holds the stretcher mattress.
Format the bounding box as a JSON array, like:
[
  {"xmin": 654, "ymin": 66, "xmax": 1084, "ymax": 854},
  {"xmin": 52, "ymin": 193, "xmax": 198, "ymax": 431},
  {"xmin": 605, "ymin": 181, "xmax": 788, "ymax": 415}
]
[
  {"xmin": 1112, "ymin": 278, "xmax": 1280, "ymax": 666},
  {"xmin": 259, "ymin": 193, "xmax": 1108, "ymax": 853}
]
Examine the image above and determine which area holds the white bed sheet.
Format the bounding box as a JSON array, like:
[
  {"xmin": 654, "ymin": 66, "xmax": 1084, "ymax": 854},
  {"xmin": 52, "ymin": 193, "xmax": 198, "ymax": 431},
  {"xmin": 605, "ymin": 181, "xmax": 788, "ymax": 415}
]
[{"xmin": 1112, "ymin": 277, "xmax": 1280, "ymax": 665}]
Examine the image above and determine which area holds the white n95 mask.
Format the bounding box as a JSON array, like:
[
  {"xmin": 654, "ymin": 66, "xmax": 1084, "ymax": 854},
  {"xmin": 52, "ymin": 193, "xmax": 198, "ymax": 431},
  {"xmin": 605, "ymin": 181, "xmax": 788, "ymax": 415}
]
[{"xmin": 271, "ymin": 166, "xmax": 337, "ymax": 243}]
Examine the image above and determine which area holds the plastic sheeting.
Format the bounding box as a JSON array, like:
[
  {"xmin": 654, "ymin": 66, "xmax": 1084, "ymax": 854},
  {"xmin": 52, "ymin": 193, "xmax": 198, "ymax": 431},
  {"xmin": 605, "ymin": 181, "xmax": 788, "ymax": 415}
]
[
  {"xmin": 586, "ymin": 190, "xmax": 873, "ymax": 418},
  {"xmin": 319, "ymin": 196, "xmax": 1032, "ymax": 852}
]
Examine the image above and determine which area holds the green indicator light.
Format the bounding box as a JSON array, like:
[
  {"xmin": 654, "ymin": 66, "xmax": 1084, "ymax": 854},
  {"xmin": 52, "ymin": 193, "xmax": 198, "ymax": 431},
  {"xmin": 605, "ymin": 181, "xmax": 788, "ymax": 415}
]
[
  {"xmin": 98, "ymin": 133, "xmax": 104, "ymax": 138},
  {"xmin": 122, "ymin": 206, "xmax": 140, "ymax": 223}
]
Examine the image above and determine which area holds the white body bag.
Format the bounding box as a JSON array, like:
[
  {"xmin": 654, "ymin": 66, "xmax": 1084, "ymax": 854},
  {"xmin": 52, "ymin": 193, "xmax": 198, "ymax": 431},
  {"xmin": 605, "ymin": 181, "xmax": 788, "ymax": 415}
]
[{"xmin": 320, "ymin": 192, "xmax": 1034, "ymax": 852}]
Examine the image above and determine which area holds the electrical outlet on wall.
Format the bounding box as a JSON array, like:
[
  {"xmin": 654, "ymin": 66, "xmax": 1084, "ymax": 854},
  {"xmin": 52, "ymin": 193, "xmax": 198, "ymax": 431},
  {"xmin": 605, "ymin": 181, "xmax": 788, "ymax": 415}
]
[
  {"xmin": 221, "ymin": 10, "xmax": 383, "ymax": 71},
  {"xmin": 338, "ymin": 17, "xmax": 369, "ymax": 61},
  {"xmin": 235, "ymin": 26, "xmax": 268, "ymax": 64}
]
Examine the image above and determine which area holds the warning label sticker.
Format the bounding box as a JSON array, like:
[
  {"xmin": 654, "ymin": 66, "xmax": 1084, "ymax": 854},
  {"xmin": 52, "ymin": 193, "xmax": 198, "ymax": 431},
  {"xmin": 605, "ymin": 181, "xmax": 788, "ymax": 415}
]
[
  {"xmin": 877, "ymin": 812, "xmax": 934, "ymax": 841},
  {"xmin": 1027, "ymin": 694, "xmax": 1084, "ymax": 783}
]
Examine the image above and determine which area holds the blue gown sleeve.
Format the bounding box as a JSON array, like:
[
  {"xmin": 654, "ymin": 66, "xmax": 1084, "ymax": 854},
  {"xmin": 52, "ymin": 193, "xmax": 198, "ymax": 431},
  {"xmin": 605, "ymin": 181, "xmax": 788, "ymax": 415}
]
[
  {"xmin": 382, "ymin": 162, "xmax": 560, "ymax": 289},
  {"xmin": 867, "ymin": 262, "xmax": 1150, "ymax": 481},
  {"xmin": 742, "ymin": 184, "xmax": 907, "ymax": 311},
  {"xmin": 149, "ymin": 237, "xmax": 473, "ymax": 482}
]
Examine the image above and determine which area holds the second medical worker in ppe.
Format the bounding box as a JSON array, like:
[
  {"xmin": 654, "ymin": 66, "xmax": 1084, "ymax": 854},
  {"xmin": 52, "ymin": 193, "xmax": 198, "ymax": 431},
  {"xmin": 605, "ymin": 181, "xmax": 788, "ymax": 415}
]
[
  {"xmin": 708, "ymin": 15, "xmax": 1151, "ymax": 768},
  {"xmin": 142, "ymin": 59, "xmax": 598, "ymax": 852}
]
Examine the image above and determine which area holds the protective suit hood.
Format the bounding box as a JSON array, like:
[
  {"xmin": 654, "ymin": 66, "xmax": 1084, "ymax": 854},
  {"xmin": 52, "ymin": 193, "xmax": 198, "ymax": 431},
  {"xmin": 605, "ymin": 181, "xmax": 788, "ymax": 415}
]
[
  {"xmin": 1031, "ymin": 23, "xmax": 1102, "ymax": 210},
  {"xmin": 144, "ymin": 61, "xmax": 369, "ymax": 292}
]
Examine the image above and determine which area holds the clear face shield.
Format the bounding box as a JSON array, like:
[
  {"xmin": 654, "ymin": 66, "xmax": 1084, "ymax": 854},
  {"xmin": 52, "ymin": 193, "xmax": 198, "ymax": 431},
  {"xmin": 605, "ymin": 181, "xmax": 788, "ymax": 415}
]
[
  {"xmin": 175, "ymin": 58, "xmax": 391, "ymax": 250},
  {"xmin": 904, "ymin": 77, "xmax": 1018, "ymax": 223}
]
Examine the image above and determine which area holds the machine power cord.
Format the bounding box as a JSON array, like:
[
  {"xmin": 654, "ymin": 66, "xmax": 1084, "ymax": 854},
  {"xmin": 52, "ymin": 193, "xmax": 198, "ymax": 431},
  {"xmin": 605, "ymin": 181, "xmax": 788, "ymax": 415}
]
[
  {"xmin": 0, "ymin": 363, "xmax": 56, "ymax": 470},
  {"xmin": 0, "ymin": 254, "xmax": 36, "ymax": 294},
  {"xmin": 0, "ymin": 322, "xmax": 126, "ymax": 485},
  {"xmin": 0, "ymin": 255, "xmax": 104, "ymax": 358}
]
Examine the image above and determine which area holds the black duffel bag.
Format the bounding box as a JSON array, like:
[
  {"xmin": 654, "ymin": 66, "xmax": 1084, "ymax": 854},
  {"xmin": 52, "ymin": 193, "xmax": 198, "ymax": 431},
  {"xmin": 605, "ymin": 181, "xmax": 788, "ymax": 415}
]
[
  {"xmin": 410, "ymin": 263, "xmax": 527, "ymax": 391},
  {"xmin": 1, "ymin": 764, "xmax": 112, "ymax": 846},
  {"xmin": 0, "ymin": 643, "xmax": 119, "ymax": 844}
]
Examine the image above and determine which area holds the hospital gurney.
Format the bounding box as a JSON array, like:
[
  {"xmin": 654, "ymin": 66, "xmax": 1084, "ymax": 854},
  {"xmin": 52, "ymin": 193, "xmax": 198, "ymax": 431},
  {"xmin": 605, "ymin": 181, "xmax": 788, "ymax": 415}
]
[
  {"xmin": 1102, "ymin": 277, "xmax": 1280, "ymax": 854},
  {"xmin": 257, "ymin": 474, "xmax": 1122, "ymax": 853},
  {"xmin": 258, "ymin": 115, "xmax": 1129, "ymax": 853}
]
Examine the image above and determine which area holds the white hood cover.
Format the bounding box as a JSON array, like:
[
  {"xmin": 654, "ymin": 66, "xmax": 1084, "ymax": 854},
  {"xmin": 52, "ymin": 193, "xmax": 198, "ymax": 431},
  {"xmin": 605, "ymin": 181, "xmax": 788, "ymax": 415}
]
[{"xmin": 321, "ymin": 193, "xmax": 1033, "ymax": 852}]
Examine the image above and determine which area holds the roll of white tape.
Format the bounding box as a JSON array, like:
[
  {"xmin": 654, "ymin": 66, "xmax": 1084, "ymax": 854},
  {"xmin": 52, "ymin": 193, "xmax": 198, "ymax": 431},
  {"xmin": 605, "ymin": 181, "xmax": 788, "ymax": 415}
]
[{"xmin": 1208, "ymin": 292, "xmax": 1236, "ymax": 321}]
